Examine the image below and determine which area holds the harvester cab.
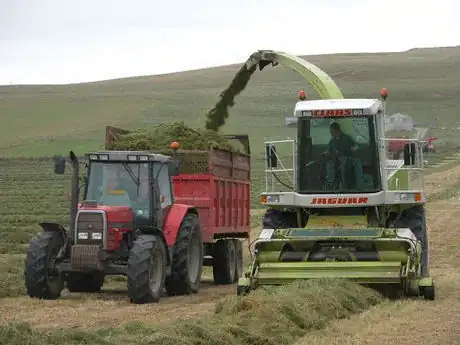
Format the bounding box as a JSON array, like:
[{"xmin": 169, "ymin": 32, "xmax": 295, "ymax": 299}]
[
  {"xmin": 237, "ymin": 89, "xmax": 435, "ymax": 300},
  {"xmin": 25, "ymin": 144, "xmax": 204, "ymax": 304}
]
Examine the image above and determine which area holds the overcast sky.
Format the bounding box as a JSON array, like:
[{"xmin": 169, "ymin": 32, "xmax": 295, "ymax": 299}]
[{"xmin": 1, "ymin": 0, "xmax": 459, "ymax": 85}]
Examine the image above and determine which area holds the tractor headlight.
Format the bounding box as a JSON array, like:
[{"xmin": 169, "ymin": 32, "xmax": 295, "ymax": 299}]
[
  {"xmin": 78, "ymin": 232, "xmax": 88, "ymax": 240},
  {"xmin": 91, "ymin": 232, "xmax": 102, "ymax": 240}
]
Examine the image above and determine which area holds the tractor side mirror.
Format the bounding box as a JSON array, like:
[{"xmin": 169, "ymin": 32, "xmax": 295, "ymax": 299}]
[
  {"xmin": 168, "ymin": 159, "xmax": 180, "ymax": 176},
  {"xmin": 266, "ymin": 143, "xmax": 278, "ymax": 168},
  {"xmin": 403, "ymin": 143, "xmax": 416, "ymax": 165},
  {"xmin": 54, "ymin": 156, "xmax": 66, "ymax": 174}
]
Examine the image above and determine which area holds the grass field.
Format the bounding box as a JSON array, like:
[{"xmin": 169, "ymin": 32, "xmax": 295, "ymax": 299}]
[
  {"xmin": 1, "ymin": 46, "xmax": 460, "ymax": 345},
  {"xmin": 1, "ymin": 155, "xmax": 460, "ymax": 344},
  {"xmin": 1, "ymin": 46, "xmax": 460, "ymax": 159}
]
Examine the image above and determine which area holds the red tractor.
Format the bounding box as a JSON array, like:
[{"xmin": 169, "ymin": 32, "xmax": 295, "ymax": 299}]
[{"xmin": 24, "ymin": 142, "xmax": 250, "ymax": 304}]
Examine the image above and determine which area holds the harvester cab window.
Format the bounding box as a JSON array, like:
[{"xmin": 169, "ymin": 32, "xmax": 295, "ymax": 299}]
[{"xmin": 298, "ymin": 115, "xmax": 380, "ymax": 193}]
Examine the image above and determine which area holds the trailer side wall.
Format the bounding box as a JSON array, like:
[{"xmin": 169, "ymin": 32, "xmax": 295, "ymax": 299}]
[{"xmin": 172, "ymin": 174, "xmax": 250, "ymax": 243}]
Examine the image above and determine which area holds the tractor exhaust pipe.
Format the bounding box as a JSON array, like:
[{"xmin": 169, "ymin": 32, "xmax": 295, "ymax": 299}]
[{"xmin": 69, "ymin": 151, "xmax": 79, "ymax": 237}]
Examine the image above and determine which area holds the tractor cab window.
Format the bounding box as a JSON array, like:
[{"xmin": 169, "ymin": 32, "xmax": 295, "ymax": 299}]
[
  {"xmin": 153, "ymin": 162, "xmax": 173, "ymax": 208},
  {"xmin": 297, "ymin": 116, "xmax": 380, "ymax": 193},
  {"xmin": 86, "ymin": 162, "xmax": 151, "ymax": 213}
]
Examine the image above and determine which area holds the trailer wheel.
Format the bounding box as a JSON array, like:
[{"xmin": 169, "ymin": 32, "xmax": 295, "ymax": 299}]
[
  {"xmin": 24, "ymin": 231, "xmax": 65, "ymax": 300},
  {"xmin": 165, "ymin": 213, "xmax": 203, "ymax": 295},
  {"xmin": 66, "ymin": 272, "xmax": 105, "ymax": 293},
  {"xmin": 213, "ymin": 239, "xmax": 237, "ymax": 284},
  {"xmin": 127, "ymin": 234, "xmax": 166, "ymax": 304},
  {"xmin": 233, "ymin": 239, "xmax": 244, "ymax": 282}
]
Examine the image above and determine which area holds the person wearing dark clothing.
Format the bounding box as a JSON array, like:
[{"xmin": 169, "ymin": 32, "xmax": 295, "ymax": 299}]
[
  {"xmin": 324, "ymin": 122, "xmax": 364, "ymax": 190},
  {"xmin": 327, "ymin": 123, "xmax": 358, "ymax": 157}
]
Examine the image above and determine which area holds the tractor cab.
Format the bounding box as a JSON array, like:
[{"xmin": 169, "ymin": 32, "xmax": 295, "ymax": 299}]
[
  {"xmin": 82, "ymin": 151, "xmax": 178, "ymax": 225},
  {"xmin": 54, "ymin": 149, "xmax": 180, "ymax": 250}
]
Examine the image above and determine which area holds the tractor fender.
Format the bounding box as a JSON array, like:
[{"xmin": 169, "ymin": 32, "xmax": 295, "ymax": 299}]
[
  {"xmin": 38, "ymin": 222, "xmax": 69, "ymax": 258},
  {"xmin": 39, "ymin": 222, "xmax": 68, "ymax": 238},
  {"xmin": 163, "ymin": 204, "xmax": 199, "ymax": 247}
]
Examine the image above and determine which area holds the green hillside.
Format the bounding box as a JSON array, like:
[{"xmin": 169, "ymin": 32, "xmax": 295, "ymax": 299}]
[{"xmin": 0, "ymin": 46, "xmax": 460, "ymax": 157}]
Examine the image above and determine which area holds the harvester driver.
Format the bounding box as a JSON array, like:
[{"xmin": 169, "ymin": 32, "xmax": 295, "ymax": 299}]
[{"xmin": 324, "ymin": 122, "xmax": 364, "ymax": 190}]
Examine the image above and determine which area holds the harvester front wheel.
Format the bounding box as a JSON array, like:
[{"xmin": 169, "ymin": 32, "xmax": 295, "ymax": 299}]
[
  {"xmin": 66, "ymin": 272, "xmax": 105, "ymax": 293},
  {"xmin": 237, "ymin": 285, "xmax": 250, "ymax": 296},
  {"xmin": 393, "ymin": 205, "xmax": 428, "ymax": 276},
  {"xmin": 213, "ymin": 239, "xmax": 237, "ymax": 284},
  {"xmin": 165, "ymin": 213, "xmax": 203, "ymax": 295},
  {"xmin": 127, "ymin": 234, "xmax": 166, "ymax": 304},
  {"xmin": 24, "ymin": 231, "xmax": 65, "ymax": 300},
  {"xmin": 422, "ymin": 284, "xmax": 435, "ymax": 301},
  {"xmin": 263, "ymin": 209, "xmax": 299, "ymax": 229}
]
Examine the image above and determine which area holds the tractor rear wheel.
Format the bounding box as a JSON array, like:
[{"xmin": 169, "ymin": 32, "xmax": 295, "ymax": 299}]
[
  {"xmin": 165, "ymin": 213, "xmax": 203, "ymax": 296},
  {"xmin": 213, "ymin": 239, "xmax": 237, "ymax": 284},
  {"xmin": 24, "ymin": 231, "xmax": 65, "ymax": 300},
  {"xmin": 66, "ymin": 272, "xmax": 105, "ymax": 293},
  {"xmin": 127, "ymin": 234, "xmax": 166, "ymax": 304}
]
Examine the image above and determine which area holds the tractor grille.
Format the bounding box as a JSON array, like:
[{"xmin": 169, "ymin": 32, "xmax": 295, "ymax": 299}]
[{"xmin": 75, "ymin": 211, "xmax": 106, "ymax": 246}]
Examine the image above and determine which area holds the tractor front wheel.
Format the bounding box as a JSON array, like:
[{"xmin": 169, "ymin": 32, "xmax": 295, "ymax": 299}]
[
  {"xmin": 127, "ymin": 234, "xmax": 167, "ymax": 304},
  {"xmin": 165, "ymin": 213, "xmax": 203, "ymax": 296},
  {"xmin": 24, "ymin": 231, "xmax": 65, "ymax": 300}
]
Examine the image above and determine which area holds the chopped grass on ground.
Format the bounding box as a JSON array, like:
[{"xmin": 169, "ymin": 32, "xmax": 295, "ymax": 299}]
[{"xmin": 0, "ymin": 279, "xmax": 383, "ymax": 345}]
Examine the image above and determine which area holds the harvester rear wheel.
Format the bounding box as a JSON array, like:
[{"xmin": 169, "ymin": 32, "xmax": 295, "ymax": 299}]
[
  {"xmin": 213, "ymin": 239, "xmax": 237, "ymax": 284},
  {"xmin": 233, "ymin": 239, "xmax": 244, "ymax": 282},
  {"xmin": 24, "ymin": 231, "xmax": 65, "ymax": 300},
  {"xmin": 165, "ymin": 213, "xmax": 203, "ymax": 295},
  {"xmin": 127, "ymin": 234, "xmax": 166, "ymax": 304},
  {"xmin": 66, "ymin": 272, "xmax": 105, "ymax": 293}
]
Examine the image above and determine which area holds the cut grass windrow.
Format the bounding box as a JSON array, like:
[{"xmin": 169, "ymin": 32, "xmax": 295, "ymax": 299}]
[{"xmin": 0, "ymin": 280, "xmax": 383, "ymax": 345}]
